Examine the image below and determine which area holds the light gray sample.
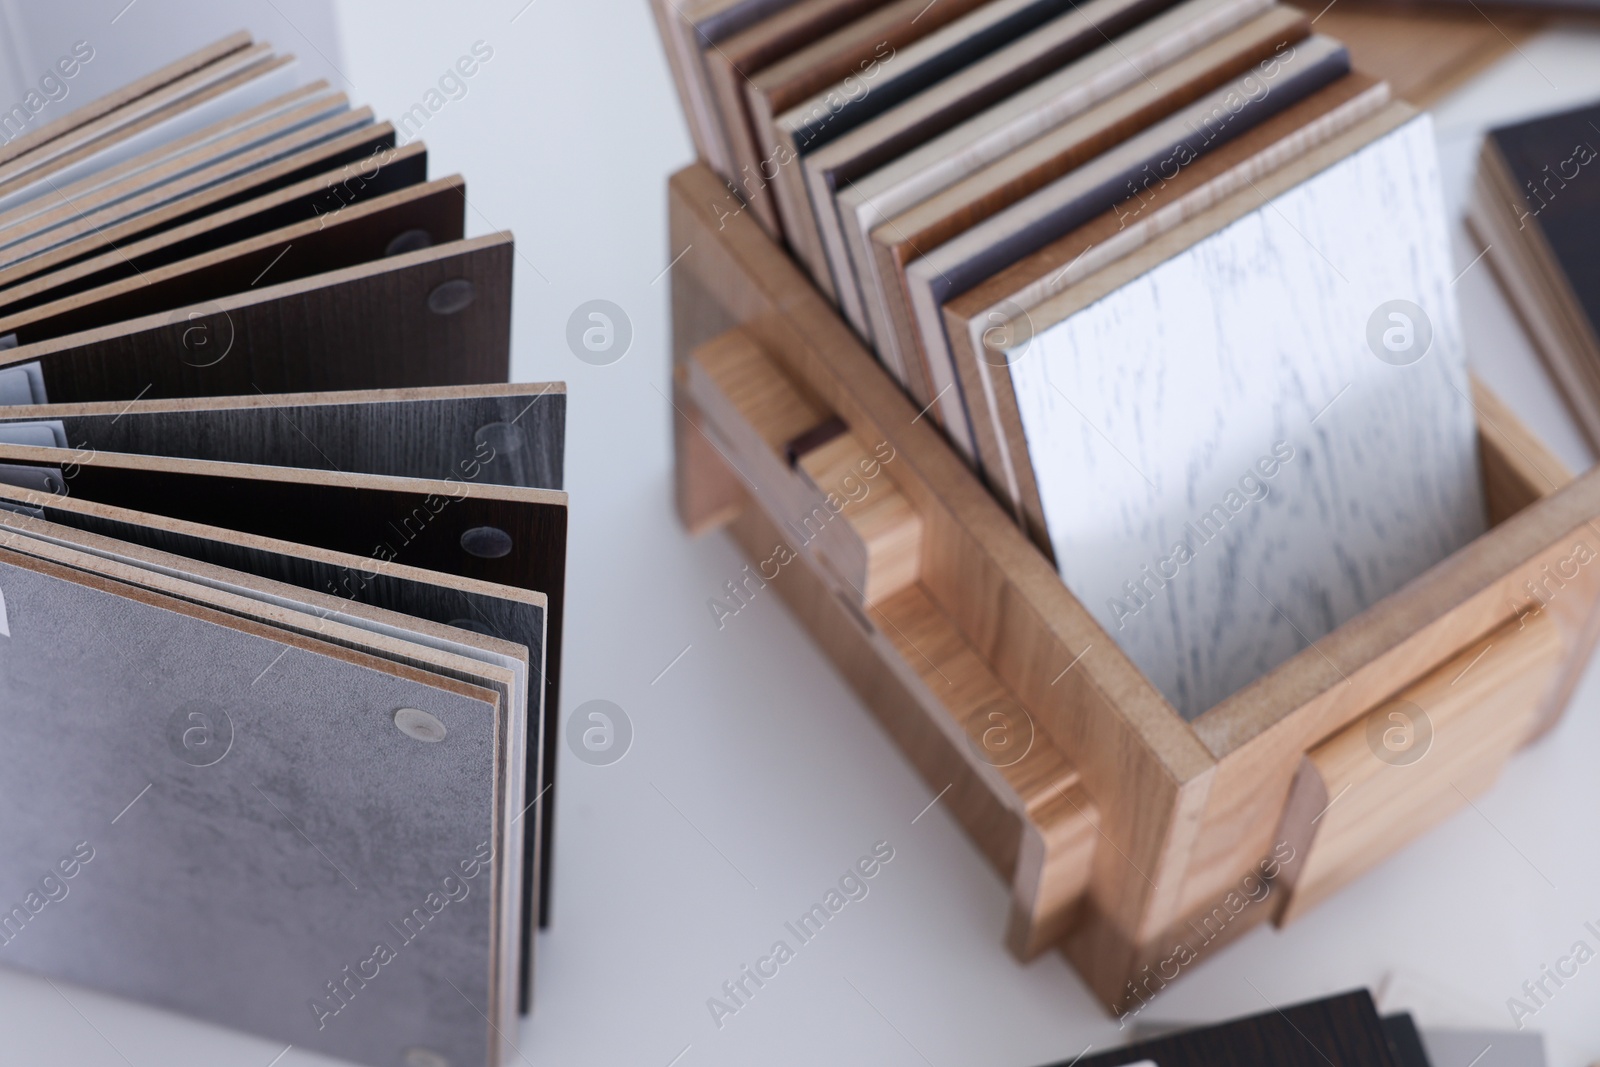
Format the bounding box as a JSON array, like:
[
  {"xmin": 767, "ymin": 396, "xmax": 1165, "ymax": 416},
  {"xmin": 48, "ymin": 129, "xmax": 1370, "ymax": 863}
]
[{"xmin": 0, "ymin": 554, "xmax": 503, "ymax": 1066}]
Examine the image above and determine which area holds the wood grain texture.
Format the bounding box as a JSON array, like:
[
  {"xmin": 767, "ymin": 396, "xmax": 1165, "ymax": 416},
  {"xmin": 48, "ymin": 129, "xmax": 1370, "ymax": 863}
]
[
  {"xmin": 0, "ymin": 73, "xmax": 330, "ymax": 237},
  {"xmin": 1277, "ymin": 608, "xmax": 1564, "ymax": 924},
  {"xmin": 672, "ymin": 162, "xmax": 1213, "ymax": 1009},
  {"xmin": 0, "ymin": 234, "xmax": 513, "ymax": 404},
  {"xmin": 649, "ymin": 0, "xmax": 793, "ymax": 179},
  {"xmin": 0, "ymin": 442, "xmax": 568, "ymax": 908},
  {"xmin": 0, "ymin": 143, "xmax": 428, "ymax": 315},
  {"xmin": 0, "ymin": 104, "xmax": 375, "ymax": 272},
  {"xmin": 840, "ymin": 0, "xmax": 1285, "ymax": 364},
  {"xmin": 742, "ymin": 0, "xmax": 992, "ymax": 133},
  {"xmin": 904, "ymin": 36, "xmax": 1352, "ymax": 452},
  {"xmin": 741, "ymin": 0, "xmax": 996, "ymax": 246},
  {"xmin": 979, "ymin": 100, "xmax": 1409, "ymax": 556},
  {"xmin": 0, "ymin": 514, "xmax": 528, "ymax": 1046},
  {"xmin": 1008, "ymin": 113, "xmax": 1485, "ymax": 719},
  {"xmin": 690, "ymin": 326, "xmax": 925, "ymax": 603},
  {"xmin": 0, "ymin": 542, "xmax": 510, "ymax": 1066},
  {"xmin": 0, "ymin": 383, "xmax": 563, "ymax": 489},
  {"xmin": 703, "ymin": 0, "xmax": 887, "ymax": 237},
  {"xmin": 684, "ymin": 381, "xmax": 1099, "ymax": 954},
  {"xmin": 795, "ymin": 429, "xmax": 923, "ymax": 604},
  {"xmin": 859, "ymin": 3, "xmax": 1301, "ymax": 395},
  {"xmin": 789, "ymin": 0, "xmax": 1174, "ymax": 314},
  {"xmin": 0, "ymin": 480, "xmax": 553, "ymax": 1012},
  {"xmin": 0, "ymin": 176, "xmax": 466, "ymax": 345},
  {"xmin": 942, "ymin": 73, "xmax": 1389, "ymax": 518}
]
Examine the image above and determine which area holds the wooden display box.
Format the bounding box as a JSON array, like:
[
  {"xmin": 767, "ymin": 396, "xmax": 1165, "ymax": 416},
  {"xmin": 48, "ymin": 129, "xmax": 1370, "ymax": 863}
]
[{"xmin": 667, "ymin": 161, "xmax": 1600, "ymax": 1015}]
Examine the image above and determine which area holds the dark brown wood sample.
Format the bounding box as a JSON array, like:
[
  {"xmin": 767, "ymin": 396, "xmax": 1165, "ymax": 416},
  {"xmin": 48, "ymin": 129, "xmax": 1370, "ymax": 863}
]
[{"xmin": 0, "ymin": 234, "xmax": 513, "ymax": 404}]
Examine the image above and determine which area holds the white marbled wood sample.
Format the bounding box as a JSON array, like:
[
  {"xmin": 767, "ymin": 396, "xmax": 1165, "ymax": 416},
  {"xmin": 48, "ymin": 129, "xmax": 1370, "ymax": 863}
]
[{"xmin": 1006, "ymin": 115, "xmax": 1486, "ymax": 719}]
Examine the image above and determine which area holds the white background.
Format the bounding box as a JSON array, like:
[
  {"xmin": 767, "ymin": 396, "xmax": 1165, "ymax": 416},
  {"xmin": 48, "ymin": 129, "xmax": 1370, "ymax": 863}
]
[{"xmin": 1, "ymin": 3, "xmax": 1600, "ymax": 1065}]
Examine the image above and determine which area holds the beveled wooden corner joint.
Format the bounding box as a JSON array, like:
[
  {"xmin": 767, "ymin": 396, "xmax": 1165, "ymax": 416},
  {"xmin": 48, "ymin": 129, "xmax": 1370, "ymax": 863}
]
[{"xmin": 667, "ymin": 161, "xmax": 1600, "ymax": 1014}]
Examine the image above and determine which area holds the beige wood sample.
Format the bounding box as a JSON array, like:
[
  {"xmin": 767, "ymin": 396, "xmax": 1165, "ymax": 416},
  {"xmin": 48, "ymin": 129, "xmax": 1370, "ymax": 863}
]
[
  {"xmin": 0, "ymin": 121, "xmax": 399, "ymax": 291},
  {"xmin": 0, "ymin": 33, "xmax": 253, "ymax": 169},
  {"xmin": 667, "ymin": 159, "xmax": 1600, "ymax": 1011},
  {"xmin": 648, "ymin": 0, "xmax": 752, "ymax": 178},
  {"xmin": 703, "ymin": 0, "xmax": 886, "ymax": 237},
  {"xmin": 0, "ymin": 140, "xmax": 428, "ymax": 312},
  {"xmin": 0, "ymin": 40, "xmax": 281, "ymax": 195}
]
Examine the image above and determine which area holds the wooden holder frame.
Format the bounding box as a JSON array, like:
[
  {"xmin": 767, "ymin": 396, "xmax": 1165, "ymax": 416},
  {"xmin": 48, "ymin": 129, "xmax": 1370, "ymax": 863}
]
[{"xmin": 667, "ymin": 160, "xmax": 1600, "ymax": 1014}]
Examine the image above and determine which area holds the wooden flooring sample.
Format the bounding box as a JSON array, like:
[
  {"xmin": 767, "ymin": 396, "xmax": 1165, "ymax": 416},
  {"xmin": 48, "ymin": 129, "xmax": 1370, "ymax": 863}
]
[
  {"xmin": 0, "ymin": 545, "xmax": 510, "ymax": 1067},
  {"xmin": 943, "ymin": 73, "xmax": 1389, "ymax": 511},
  {"xmin": 0, "ymin": 234, "xmax": 513, "ymax": 404},
  {"xmin": 838, "ymin": 0, "xmax": 1284, "ymax": 357},
  {"xmin": 769, "ymin": 0, "xmax": 1111, "ymax": 296},
  {"xmin": 904, "ymin": 35, "xmax": 1351, "ymax": 455},
  {"xmin": 1003, "ymin": 113, "xmax": 1485, "ymax": 718},
  {"xmin": 0, "ymin": 385, "xmax": 562, "ymax": 488}
]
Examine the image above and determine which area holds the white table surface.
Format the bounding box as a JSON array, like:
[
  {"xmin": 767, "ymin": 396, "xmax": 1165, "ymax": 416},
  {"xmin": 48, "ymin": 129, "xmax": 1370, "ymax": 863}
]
[{"xmin": 3, "ymin": 4, "xmax": 1600, "ymax": 1065}]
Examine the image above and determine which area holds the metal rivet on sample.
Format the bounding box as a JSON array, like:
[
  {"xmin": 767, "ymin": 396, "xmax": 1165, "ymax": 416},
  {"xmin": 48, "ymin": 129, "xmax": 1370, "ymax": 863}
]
[
  {"xmin": 473, "ymin": 421, "xmax": 525, "ymax": 454},
  {"xmin": 403, "ymin": 1048, "xmax": 451, "ymax": 1067},
  {"xmin": 460, "ymin": 525, "xmax": 513, "ymax": 559},
  {"xmin": 393, "ymin": 708, "xmax": 447, "ymax": 743},
  {"xmin": 385, "ymin": 228, "xmax": 434, "ymax": 256},
  {"xmin": 427, "ymin": 278, "xmax": 476, "ymax": 315}
]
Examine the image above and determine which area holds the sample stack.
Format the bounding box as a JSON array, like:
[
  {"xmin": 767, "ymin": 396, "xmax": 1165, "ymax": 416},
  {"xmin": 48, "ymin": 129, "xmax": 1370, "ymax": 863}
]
[
  {"xmin": 0, "ymin": 34, "xmax": 560, "ymax": 1067},
  {"xmin": 653, "ymin": 0, "xmax": 1597, "ymax": 1016},
  {"xmin": 653, "ymin": 0, "xmax": 1483, "ymax": 720},
  {"xmin": 1470, "ymin": 97, "xmax": 1600, "ymax": 450}
]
